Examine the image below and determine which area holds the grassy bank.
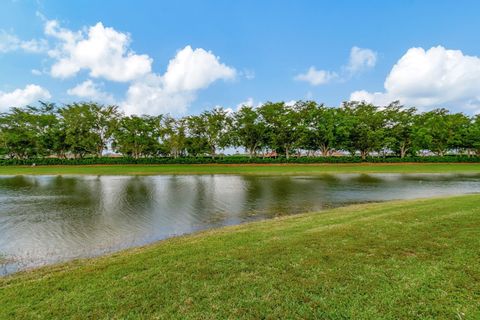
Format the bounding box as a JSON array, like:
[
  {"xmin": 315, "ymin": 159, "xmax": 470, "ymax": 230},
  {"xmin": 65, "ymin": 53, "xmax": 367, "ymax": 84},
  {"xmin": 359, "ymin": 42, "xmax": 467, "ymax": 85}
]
[
  {"xmin": 0, "ymin": 162, "xmax": 479, "ymax": 175},
  {"xmin": 1, "ymin": 195, "xmax": 479, "ymax": 319}
]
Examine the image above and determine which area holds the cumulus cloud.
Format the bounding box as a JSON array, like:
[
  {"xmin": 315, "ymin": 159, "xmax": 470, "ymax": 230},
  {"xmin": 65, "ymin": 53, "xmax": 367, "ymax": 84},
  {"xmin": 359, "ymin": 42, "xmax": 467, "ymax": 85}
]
[
  {"xmin": 123, "ymin": 74, "xmax": 195, "ymax": 115},
  {"xmin": 216, "ymin": 98, "xmax": 263, "ymax": 115},
  {"xmin": 45, "ymin": 20, "xmax": 152, "ymax": 82},
  {"xmin": 349, "ymin": 90, "xmax": 392, "ymax": 106},
  {"xmin": 0, "ymin": 30, "xmax": 47, "ymax": 53},
  {"xmin": 0, "ymin": 84, "xmax": 51, "ymax": 111},
  {"xmin": 2, "ymin": 18, "xmax": 237, "ymax": 115},
  {"xmin": 67, "ymin": 80, "xmax": 116, "ymax": 104},
  {"xmin": 345, "ymin": 46, "xmax": 377, "ymax": 75},
  {"xmin": 285, "ymin": 100, "xmax": 297, "ymax": 107},
  {"xmin": 295, "ymin": 46, "xmax": 376, "ymax": 86},
  {"xmin": 162, "ymin": 46, "xmax": 236, "ymax": 92},
  {"xmin": 350, "ymin": 46, "xmax": 480, "ymax": 112},
  {"xmin": 294, "ymin": 67, "xmax": 337, "ymax": 86},
  {"xmin": 235, "ymin": 97, "xmax": 264, "ymax": 110},
  {"xmin": 236, "ymin": 97, "xmax": 255, "ymax": 109},
  {"xmin": 122, "ymin": 45, "xmax": 236, "ymax": 115}
]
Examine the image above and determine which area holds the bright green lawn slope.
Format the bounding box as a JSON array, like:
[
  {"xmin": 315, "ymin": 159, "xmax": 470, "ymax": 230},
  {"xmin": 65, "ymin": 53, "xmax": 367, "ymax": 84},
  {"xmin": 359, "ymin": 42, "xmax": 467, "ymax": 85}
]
[
  {"xmin": 0, "ymin": 163, "xmax": 479, "ymax": 175},
  {"xmin": 1, "ymin": 195, "xmax": 479, "ymax": 319}
]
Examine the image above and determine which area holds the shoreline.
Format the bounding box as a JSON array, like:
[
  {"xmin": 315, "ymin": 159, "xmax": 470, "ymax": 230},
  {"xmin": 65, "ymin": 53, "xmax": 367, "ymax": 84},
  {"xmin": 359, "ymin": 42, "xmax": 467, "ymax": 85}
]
[{"xmin": 0, "ymin": 163, "xmax": 479, "ymax": 176}]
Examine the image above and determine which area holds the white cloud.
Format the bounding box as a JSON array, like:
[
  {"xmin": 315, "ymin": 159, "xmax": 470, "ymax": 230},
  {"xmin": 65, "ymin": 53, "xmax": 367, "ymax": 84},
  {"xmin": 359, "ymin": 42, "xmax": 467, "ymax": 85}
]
[
  {"xmin": 345, "ymin": 46, "xmax": 377, "ymax": 75},
  {"xmin": 236, "ymin": 97, "xmax": 255, "ymax": 109},
  {"xmin": 216, "ymin": 98, "xmax": 263, "ymax": 114},
  {"xmin": 1, "ymin": 17, "xmax": 237, "ymax": 115},
  {"xmin": 242, "ymin": 69, "xmax": 255, "ymax": 80},
  {"xmin": 0, "ymin": 84, "xmax": 51, "ymax": 110},
  {"xmin": 123, "ymin": 74, "xmax": 195, "ymax": 115},
  {"xmin": 122, "ymin": 45, "xmax": 236, "ymax": 115},
  {"xmin": 294, "ymin": 67, "xmax": 337, "ymax": 86},
  {"xmin": 349, "ymin": 90, "xmax": 392, "ymax": 106},
  {"xmin": 234, "ymin": 98, "xmax": 298, "ymax": 111},
  {"xmin": 67, "ymin": 80, "xmax": 116, "ymax": 104},
  {"xmin": 162, "ymin": 46, "xmax": 236, "ymax": 92},
  {"xmin": 40, "ymin": 19, "xmax": 236, "ymax": 114},
  {"xmin": 285, "ymin": 100, "xmax": 297, "ymax": 107},
  {"xmin": 0, "ymin": 30, "xmax": 47, "ymax": 53},
  {"xmin": 45, "ymin": 20, "xmax": 152, "ymax": 82},
  {"xmin": 350, "ymin": 46, "xmax": 480, "ymax": 112},
  {"xmin": 237, "ymin": 97, "xmax": 251, "ymax": 110},
  {"xmin": 295, "ymin": 46, "xmax": 377, "ymax": 86},
  {"xmin": 235, "ymin": 97, "xmax": 264, "ymax": 110}
]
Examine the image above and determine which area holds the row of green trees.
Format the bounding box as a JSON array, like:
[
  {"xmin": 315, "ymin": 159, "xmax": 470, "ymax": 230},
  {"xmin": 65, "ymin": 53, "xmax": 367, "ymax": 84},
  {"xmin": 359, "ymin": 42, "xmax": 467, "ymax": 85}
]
[{"xmin": 1, "ymin": 101, "xmax": 479, "ymax": 159}]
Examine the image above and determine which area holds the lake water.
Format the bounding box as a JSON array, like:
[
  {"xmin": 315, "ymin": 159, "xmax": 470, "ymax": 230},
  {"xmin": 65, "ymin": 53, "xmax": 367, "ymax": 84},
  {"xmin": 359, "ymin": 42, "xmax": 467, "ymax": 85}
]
[{"xmin": 1, "ymin": 173, "xmax": 479, "ymax": 275}]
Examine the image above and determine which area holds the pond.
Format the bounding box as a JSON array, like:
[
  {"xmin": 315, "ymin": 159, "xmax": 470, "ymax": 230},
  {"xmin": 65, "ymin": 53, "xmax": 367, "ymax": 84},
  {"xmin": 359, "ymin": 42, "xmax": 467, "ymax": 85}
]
[{"xmin": 1, "ymin": 173, "xmax": 479, "ymax": 275}]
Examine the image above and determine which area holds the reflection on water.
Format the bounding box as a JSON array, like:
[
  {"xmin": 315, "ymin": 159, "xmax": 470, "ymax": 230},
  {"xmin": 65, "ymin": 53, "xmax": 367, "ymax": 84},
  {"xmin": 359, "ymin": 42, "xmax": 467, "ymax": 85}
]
[{"xmin": 1, "ymin": 173, "xmax": 479, "ymax": 275}]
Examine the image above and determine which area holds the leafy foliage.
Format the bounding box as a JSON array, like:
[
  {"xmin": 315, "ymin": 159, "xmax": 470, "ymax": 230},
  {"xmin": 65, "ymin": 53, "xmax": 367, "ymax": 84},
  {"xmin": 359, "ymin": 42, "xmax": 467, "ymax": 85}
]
[{"xmin": 1, "ymin": 100, "xmax": 480, "ymax": 162}]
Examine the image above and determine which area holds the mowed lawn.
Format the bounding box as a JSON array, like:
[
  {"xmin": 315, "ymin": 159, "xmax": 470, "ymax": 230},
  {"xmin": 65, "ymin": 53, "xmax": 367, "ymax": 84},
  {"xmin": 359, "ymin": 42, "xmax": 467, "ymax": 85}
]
[
  {"xmin": 0, "ymin": 162, "xmax": 479, "ymax": 175},
  {"xmin": 1, "ymin": 195, "xmax": 479, "ymax": 319}
]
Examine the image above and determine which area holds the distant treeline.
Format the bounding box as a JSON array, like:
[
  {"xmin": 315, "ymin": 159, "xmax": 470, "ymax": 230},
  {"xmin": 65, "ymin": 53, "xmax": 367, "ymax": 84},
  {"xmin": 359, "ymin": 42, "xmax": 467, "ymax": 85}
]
[{"xmin": 1, "ymin": 100, "xmax": 479, "ymax": 161}]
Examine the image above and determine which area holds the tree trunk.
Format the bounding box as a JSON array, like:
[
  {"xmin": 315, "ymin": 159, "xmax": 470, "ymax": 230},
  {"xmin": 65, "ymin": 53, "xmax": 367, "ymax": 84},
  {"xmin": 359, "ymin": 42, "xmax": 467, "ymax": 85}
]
[
  {"xmin": 285, "ymin": 146, "xmax": 290, "ymax": 159},
  {"xmin": 321, "ymin": 145, "xmax": 329, "ymax": 157},
  {"xmin": 400, "ymin": 146, "xmax": 406, "ymax": 159},
  {"xmin": 211, "ymin": 146, "xmax": 216, "ymax": 159},
  {"xmin": 360, "ymin": 150, "xmax": 368, "ymax": 160}
]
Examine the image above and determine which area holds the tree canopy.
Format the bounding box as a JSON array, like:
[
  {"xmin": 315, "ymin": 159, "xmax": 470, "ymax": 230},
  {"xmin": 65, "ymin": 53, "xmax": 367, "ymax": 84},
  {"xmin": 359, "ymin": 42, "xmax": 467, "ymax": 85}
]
[{"xmin": 1, "ymin": 100, "xmax": 479, "ymax": 159}]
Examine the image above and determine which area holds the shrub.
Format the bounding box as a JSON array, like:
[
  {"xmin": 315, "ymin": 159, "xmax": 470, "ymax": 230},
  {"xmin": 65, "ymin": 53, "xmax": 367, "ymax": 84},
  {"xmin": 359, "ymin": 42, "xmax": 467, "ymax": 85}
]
[{"xmin": 1, "ymin": 155, "xmax": 479, "ymax": 166}]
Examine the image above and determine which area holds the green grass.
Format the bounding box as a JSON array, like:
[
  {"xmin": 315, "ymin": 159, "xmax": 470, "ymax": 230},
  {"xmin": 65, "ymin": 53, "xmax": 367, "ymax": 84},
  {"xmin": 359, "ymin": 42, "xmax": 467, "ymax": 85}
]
[
  {"xmin": 0, "ymin": 162, "xmax": 479, "ymax": 175},
  {"xmin": 1, "ymin": 195, "xmax": 479, "ymax": 319}
]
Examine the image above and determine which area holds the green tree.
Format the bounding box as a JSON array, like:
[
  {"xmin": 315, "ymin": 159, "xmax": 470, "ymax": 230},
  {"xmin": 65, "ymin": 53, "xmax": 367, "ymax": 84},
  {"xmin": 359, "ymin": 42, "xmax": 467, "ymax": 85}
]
[
  {"xmin": 341, "ymin": 102, "xmax": 386, "ymax": 159},
  {"xmin": 0, "ymin": 107, "xmax": 39, "ymax": 159},
  {"xmin": 35, "ymin": 102, "xmax": 69, "ymax": 158},
  {"xmin": 188, "ymin": 108, "xmax": 231, "ymax": 158},
  {"xmin": 91, "ymin": 104, "xmax": 121, "ymax": 157},
  {"xmin": 465, "ymin": 115, "xmax": 480, "ymax": 155},
  {"xmin": 298, "ymin": 101, "xmax": 348, "ymax": 156},
  {"xmin": 383, "ymin": 102, "xmax": 418, "ymax": 158},
  {"xmin": 232, "ymin": 106, "xmax": 266, "ymax": 157},
  {"xmin": 160, "ymin": 116, "xmax": 187, "ymax": 158},
  {"xmin": 112, "ymin": 115, "xmax": 161, "ymax": 158},
  {"xmin": 60, "ymin": 103, "xmax": 120, "ymax": 158},
  {"xmin": 258, "ymin": 102, "xmax": 303, "ymax": 158},
  {"xmin": 414, "ymin": 109, "xmax": 470, "ymax": 156}
]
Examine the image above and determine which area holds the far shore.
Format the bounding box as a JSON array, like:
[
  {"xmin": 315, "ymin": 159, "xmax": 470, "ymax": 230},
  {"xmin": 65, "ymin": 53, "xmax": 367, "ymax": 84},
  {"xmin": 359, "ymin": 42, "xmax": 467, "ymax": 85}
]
[{"xmin": 0, "ymin": 162, "xmax": 479, "ymax": 175}]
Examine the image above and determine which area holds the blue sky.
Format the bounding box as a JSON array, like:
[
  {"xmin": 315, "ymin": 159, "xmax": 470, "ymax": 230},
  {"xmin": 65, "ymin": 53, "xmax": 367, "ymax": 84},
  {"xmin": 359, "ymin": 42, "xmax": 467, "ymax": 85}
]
[{"xmin": 1, "ymin": 0, "xmax": 480, "ymax": 115}]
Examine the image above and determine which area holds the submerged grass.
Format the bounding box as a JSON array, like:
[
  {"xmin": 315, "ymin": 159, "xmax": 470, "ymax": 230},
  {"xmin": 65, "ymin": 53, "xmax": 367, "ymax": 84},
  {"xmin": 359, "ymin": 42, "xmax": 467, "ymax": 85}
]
[
  {"xmin": 1, "ymin": 195, "xmax": 479, "ymax": 319},
  {"xmin": 0, "ymin": 162, "xmax": 479, "ymax": 175}
]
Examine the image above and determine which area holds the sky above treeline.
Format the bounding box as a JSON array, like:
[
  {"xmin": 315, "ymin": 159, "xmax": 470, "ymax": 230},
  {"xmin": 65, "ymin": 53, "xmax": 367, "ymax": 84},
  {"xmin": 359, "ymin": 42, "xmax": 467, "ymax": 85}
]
[{"xmin": 1, "ymin": 0, "xmax": 480, "ymax": 115}]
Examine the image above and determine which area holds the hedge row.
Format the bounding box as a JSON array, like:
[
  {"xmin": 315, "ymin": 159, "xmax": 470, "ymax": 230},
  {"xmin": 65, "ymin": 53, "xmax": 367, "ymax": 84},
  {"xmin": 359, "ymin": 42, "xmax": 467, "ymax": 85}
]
[{"xmin": 1, "ymin": 155, "xmax": 480, "ymax": 166}]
